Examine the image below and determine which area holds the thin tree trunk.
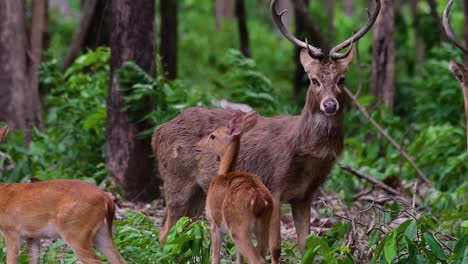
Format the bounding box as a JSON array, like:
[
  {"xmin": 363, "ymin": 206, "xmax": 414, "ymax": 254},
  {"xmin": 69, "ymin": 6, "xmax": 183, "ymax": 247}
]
[
  {"xmin": 426, "ymin": 0, "xmax": 444, "ymax": 42},
  {"xmin": 0, "ymin": 0, "xmax": 42, "ymax": 141},
  {"xmin": 160, "ymin": 0, "xmax": 178, "ymax": 79},
  {"xmin": 107, "ymin": 0, "xmax": 160, "ymax": 202},
  {"xmin": 215, "ymin": 0, "xmax": 235, "ymax": 30},
  {"xmin": 324, "ymin": 0, "xmax": 335, "ymax": 43},
  {"xmin": 61, "ymin": 0, "xmax": 97, "ymax": 71},
  {"xmin": 370, "ymin": 0, "xmax": 395, "ymax": 111},
  {"xmin": 29, "ymin": 0, "xmax": 46, "ymax": 131},
  {"xmin": 84, "ymin": 0, "xmax": 111, "ymax": 49},
  {"xmin": 411, "ymin": 0, "xmax": 425, "ymax": 63},
  {"xmin": 235, "ymin": 0, "xmax": 251, "ymax": 57},
  {"xmin": 343, "ymin": 0, "xmax": 353, "ymax": 16}
]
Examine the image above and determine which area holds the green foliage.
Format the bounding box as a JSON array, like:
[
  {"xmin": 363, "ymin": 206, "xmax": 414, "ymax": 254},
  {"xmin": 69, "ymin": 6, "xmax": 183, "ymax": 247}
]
[{"xmin": 0, "ymin": 48, "xmax": 109, "ymax": 183}]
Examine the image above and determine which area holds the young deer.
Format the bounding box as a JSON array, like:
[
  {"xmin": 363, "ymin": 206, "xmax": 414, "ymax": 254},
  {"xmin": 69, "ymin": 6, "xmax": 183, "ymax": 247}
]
[
  {"xmin": 0, "ymin": 126, "xmax": 125, "ymax": 264},
  {"xmin": 443, "ymin": 0, "xmax": 468, "ymax": 151},
  {"xmin": 153, "ymin": 1, "xmax": 380, "ymax": 262},
  {"xmin": 196, "ymin": 111, "xmax": 272, "ymax": 264}
]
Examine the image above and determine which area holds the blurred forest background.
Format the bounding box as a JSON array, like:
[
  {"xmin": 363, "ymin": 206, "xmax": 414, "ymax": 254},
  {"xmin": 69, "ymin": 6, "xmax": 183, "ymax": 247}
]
[{"xmin": 0, "ymin": 0, "xmax": 467, "ymax": 263}]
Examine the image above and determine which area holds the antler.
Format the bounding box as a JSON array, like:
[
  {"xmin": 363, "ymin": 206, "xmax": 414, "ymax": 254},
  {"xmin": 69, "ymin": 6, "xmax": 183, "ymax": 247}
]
[
  {"xmin": 270, "ymin": 0, "xmax": 325, "ymax": 60},
  {"xmin": 443, "ymin": 0, "xmax": 468, "ymax": 54},
  {"xmin": 329, "ymin": 0, "xmax": 381, "ymax": 60}
]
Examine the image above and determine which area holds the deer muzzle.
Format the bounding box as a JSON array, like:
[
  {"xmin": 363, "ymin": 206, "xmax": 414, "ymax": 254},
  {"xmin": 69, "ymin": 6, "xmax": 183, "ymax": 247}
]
[{"xmin": 320, "ymin": 97, "xmax": 339, "ymax": 115}]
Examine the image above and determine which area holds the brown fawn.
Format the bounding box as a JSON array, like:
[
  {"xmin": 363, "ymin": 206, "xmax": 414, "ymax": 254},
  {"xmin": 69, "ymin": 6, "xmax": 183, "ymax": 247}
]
[
  {"xmin": 443, "ymin": 0, "xmax": 468, "ymax": 151},
  {"xmin": 153, "ymin": 1, "xmax": 381, "ymax": 262},
  {"xmin": 195, "ymin": 111, "xmax": 273, "ymax": 264},
  {"xmin": 0, "ymin": 126, "xmax": 126, "ymax": 264}
]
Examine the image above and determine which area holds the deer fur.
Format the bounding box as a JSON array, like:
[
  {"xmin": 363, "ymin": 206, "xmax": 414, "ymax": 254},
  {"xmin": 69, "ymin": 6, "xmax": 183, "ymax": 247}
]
[
  {"xmin": 153, "ymin": 48, "xmax": 353, "ymax": 263},
  {"xmin": 448, "ymin": 60, "xmax": 468, "ymax": 150},
  {"xmin": 196, "ymin": 110, "xmax": 273, "ymax": 264}
]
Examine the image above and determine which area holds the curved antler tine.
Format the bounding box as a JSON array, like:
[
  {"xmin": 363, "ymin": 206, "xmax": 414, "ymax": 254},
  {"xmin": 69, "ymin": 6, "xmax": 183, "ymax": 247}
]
[
  {"xmin": 329, "ymin": 0, "xmax": 381, "ymax": 60},
  {"xmin": 443, "ymin": 0, "xmax": 468, "ymax": 54},
  {"xmin": 270, "ymin": 0, "xmax": 324, "ymax": 60}
]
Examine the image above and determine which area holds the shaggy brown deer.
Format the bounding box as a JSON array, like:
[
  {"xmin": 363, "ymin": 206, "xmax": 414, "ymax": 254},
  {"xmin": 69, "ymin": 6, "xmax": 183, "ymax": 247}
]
[
  {"xmin": 0, "ymin": 126, "xmax": 126, "ymax": 264},
  {"xmin": 443, "ymin": 0, "xmax": 468, "ymax": 150},
  {"xmin": 153, "ymin": 0, "xmax": 380, "ymax": 262},
  {"xmin": 196, "ymin": 110, "xmax": 272, "ymax": 264}
]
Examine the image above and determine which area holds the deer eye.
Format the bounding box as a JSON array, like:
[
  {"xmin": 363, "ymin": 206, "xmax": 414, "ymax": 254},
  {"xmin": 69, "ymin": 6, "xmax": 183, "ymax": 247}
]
[
  {"xmin": 210, "ymin": 134, "xmax": 216, "ymax": 140},
  {"xmin": 311, "ymin": 78, "xmax": 320, "ymax": 86},
  {"xmin": 337, "ymin": 77, "xmax": 345, "ymax": 85}
]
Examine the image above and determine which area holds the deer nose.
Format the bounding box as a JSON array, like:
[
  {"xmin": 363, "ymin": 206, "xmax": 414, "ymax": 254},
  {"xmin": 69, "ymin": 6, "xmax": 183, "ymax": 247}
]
[{"xmin": 322, "ymin": 99, "xmax": 338, "ymax": 114}]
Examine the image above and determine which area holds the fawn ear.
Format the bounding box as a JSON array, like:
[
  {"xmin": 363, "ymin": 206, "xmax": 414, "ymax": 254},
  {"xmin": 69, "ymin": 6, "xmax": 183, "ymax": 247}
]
[
  {"xmin": 449, "ymin": 60, "xmax": 468, "ymax": 83},
  {"xmin": 241, "ymin": 110, "xmax": 258, "ymax": 133},
  {"xmin": 0, "ymin": 126, "xmax": 8, "ymax": 142},
  {"xmin": 227, "ymin": 113, "xmax": 244, "ymax": 136}
]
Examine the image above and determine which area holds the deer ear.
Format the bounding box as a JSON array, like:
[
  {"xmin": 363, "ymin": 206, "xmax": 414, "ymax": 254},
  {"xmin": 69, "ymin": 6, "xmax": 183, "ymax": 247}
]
[
  {"xmin": 300, "ymin": 49, "xmax": 318, "ymax": 70},
  {"xmin": 0, "ymin": 126, "xmax": 8, "ymax": 142},
  {"xmin": 241, "ymin": 110, "xmax": 258, "ymax": 133},
  {"xmin": 227, "ymin": 114, "xmax": 243, "ymax": 136},
  {"xmin": 449, "ymin": 60, "xmax": 467, "ymax": 83},
  {"xmin": 337, "ymin": 45, "xmax": 354, "ymax": 68}
]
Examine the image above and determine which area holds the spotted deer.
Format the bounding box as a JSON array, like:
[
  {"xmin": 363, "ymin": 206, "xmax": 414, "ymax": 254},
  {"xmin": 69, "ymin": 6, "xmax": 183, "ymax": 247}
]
[
  {"xmin": 152, "ymin": 1, "xmax": 381, "ymax": 262},
  {"xmin": 0, "ymin": 126, "xmax": 126, "ymax": 264},
  {"xmin": 195, "ymin": 111, "xmax": 272, "ymax": 264},
  {"xmin": 443, "ymin": 0, "xmax": 468, "ymax": 150}
]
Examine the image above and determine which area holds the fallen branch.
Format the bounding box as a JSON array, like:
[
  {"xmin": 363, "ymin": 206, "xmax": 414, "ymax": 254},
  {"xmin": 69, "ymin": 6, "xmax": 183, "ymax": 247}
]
[
  {"xmin": 343, "ymin": 87, "xmax": 432, "ymax": 185},
  {"xmin": 338, "ymin": 162, "xmax": 403, "ymax": 197}
]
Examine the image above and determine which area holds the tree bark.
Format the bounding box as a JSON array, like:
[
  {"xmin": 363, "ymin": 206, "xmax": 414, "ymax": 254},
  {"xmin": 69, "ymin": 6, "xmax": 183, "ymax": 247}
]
[
  {"xmin": 370, "ymin": 0, "xmax": 395, "ymax": 111},
  {"xmin": 343, "ymin": 0, "xmax": 354, "ymax": 16},
  {"xmin": 160, "ymin": 0, "xmax": 178, "ymax": 79},
  {"xmin": 410, "ymin": 0, "xmax": 425, "ymax": 63},
  {"xmin": 107, "ymin": 0, "xmax": 159, "ymax": 202},
  {"xmin": 324, "ymin": 0, "xmax": 335, "ymax": 43},
  {"xmin": 61, "ymin": 0, "xmax": 97, "ymax": 71},
  {"xmin": 0, "ymin": 0, "xmax": 43, "ymax": 139},
  {"xmin": 215, "ymin": 0, "xmax": 235, "ymax": 30},
  {"xmin": 235, "ymin": 0, "xmax": 251, "ymax": 57},
  {"xmin": 29, "ymin": 0, "xmax": 47, "ymax": 131},
  {"xmin": 426, "ymin": 0, "xmax": 444, "ymax": 42}
]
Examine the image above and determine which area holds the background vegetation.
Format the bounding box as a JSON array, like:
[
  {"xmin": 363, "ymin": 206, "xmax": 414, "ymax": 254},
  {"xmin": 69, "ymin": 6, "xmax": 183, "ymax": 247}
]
[{"xmin": 0, "ymin": 0, "xmax": 466, "ymax": 263}]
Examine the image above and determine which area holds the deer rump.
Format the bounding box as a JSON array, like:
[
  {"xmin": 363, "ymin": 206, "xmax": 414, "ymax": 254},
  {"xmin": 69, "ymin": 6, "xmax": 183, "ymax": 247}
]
[{"xmin": 153, "ymin": 107, "xmax": 341, "ymax": 211}]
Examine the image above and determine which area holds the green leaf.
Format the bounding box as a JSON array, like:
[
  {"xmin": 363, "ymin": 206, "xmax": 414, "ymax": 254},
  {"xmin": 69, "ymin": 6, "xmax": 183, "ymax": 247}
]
[
  {"xmin": 404, "ymin": 219, "xmax": 418, "ymax": 240},
  {"xmin": 422, "ymin": 232, "xmax": 448, "ymax": 261},
  {"xmin": 461, "ymin": 220, "xmax": 468, "ymax": 228},
  {"xmin": 384, "ymin": 231, "xmax": 397, "ymax": 263}
]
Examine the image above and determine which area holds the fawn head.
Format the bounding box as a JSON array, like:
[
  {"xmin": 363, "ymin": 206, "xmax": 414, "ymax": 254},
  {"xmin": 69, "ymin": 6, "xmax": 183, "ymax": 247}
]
[
  {"xmin": 195, "ymin": 110, "xmax": 258, "ymax": 156},
  {"xmin": 444, "ymin": 0, "xmax": 468, "ymax": 87},
  {"xmin": 270, "ymin": 0, "xmax": 381, "ymax": 116},
  {"xmin": 0, "ymin": 126, "xmax": 8, "ymax": 142}
]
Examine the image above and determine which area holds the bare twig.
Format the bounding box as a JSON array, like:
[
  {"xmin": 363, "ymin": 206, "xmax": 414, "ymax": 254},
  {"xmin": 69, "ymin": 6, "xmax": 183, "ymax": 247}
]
[
  {"xmin": 343, "ymin": 88, "xmax": 432, "ymax": 185},
  {"xmin": 339, "ymin": 162, "xmax": 404, "ymax": 196}
]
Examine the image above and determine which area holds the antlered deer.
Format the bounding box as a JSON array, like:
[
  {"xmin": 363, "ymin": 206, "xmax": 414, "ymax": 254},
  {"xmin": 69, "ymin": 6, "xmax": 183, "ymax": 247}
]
[
  {"xmin": 0, "ymin": 127, "xmax": 126, "ymax": 264},
  {"xmin": 443, "ymin": 0, "xmax": 468, "ymax": 151},
  {"xmin": 152, "ymin": 0, "xmax": 381, "ymax": 262},
  {"xmin": 196, "ymin": 111, "xmax": 272, "ymax": 264}
]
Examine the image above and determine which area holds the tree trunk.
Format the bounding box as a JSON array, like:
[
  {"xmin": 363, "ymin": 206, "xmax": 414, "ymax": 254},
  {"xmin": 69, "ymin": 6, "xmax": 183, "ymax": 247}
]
[
  {"xmin": 84, "ymin": 0, "xmax": 111, "ymax": 49},
  {"xmin": 160, "ymin": 0, "xmax": 178, "ymax": 79},
  {"xmin": 107, "ymin": 0, "xmax": 159, "ymax": 202},
  {"xmin": 426, "ymin": 0, "xmax": 444, "ymax": 42},
  {"xmin": 324, "ymin": 0, "xmax": 335, "ymax": 43},
  {"xmin": 235, "ymin": 0, "xmax": 251, "ymax": 57},
  {"xmin": 343, "ymin": 0, "xmax": 353, "ymax": 16},
  {"xmin": 215, "ymin": 0, "xmax": 235, "ymax": 30},
  {"xmin": 62, "ymin": 0, "xmax": 97, "ymax": 71},
  {"xmin": 410, "ymin": 0, "xmax": 425, "ymax": 64},
  {"xmin": 371, "ymin": 0, "xmax": 395, "ymax": 111},
  {"xmin": 29, "ymin": 0, "xmax": 47, "ymax": 131},
  {"xmin": 0, "ymin": 0, "xmax": 43, "ymax": 139}
]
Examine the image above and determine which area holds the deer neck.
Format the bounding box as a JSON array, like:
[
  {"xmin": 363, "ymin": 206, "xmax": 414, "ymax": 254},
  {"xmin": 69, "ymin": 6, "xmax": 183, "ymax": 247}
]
[{"xmin": 218, "ymin": 137, "xmax": 240, "ymax": 175}]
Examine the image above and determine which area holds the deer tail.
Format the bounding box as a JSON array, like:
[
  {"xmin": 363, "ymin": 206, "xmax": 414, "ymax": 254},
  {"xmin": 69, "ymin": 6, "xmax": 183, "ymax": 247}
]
[
  {"xmin": 106, "ymin": 198, "xmax": 116, "ymax": 236},
  {"xmin": 251, "ymin": 191, "xmax": 273, "ymax": 218}
]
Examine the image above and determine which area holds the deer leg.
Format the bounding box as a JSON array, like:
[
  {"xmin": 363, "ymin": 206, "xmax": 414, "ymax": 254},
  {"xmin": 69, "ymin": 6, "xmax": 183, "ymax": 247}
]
[
  {"xmin": 209, "ymin": 223, "xmax": 222, "ymax": 264},
  {"xmin": 4, "ymin": 231, "xmax": 20, "ymax": 264},
  {"xmin": 27, "ymin": 238, "xmax": 41, "ymax": 264},
  {"xmin": 61, "ymin": 230, "xmax": 102, "ymax": 264},
  {"xmin": 160, "ymin": 182, "xmax": 205, "ymax": 245},
  {"xmin": 291, "ymin": 200, "xmax": 311, "ymax": 253},
  {"xmin": 269, "ymin": 196, "xmax": 282, "ymax": 264},
  {"xmin": 94, "ymin": 222, "xmax": 126, "ymax": 264},
  {"xmin": 256, "ymin": 210, "xmax": 272, "ymax": 258},
  {"xmin": 231, "ymin": 224, "xmax": 264, "ymax": 264}
]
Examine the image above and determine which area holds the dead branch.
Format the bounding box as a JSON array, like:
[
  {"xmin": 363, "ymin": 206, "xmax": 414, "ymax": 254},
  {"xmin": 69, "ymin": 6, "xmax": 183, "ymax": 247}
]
[
  {"xmin": 61, "ymin": 0, "xmax": 97, "ymax": 71},
  {"xmin": 343, "ymin": 87, "xmax": 432, "ymax": 185},
  {"xmin": 338, "ymin": 162, "xmax": 404, "ymax": 197}
]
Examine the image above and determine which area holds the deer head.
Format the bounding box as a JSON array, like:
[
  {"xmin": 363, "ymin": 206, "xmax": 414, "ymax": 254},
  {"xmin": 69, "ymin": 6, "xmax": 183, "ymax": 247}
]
[
  {"xmin": 0, "ymin": 126, "xmax": 8, "ymax": 142},
  {"xmin": 270, "ymin": 0, "xmax": 381, "ymax": 116}
]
